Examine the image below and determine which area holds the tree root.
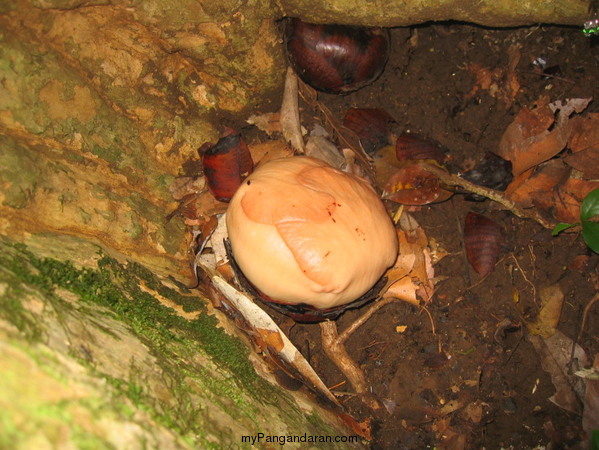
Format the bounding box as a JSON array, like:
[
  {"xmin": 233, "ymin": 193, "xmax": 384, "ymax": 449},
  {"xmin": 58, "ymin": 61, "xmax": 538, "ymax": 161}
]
[{"xmin": 320, "ymin": 320, "xmax": 382, "ymax": 411}]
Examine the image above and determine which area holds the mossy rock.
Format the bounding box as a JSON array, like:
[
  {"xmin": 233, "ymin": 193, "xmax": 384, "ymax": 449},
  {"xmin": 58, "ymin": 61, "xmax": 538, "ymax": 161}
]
[{"xmin": 0, "ymin": 236, "xmax": 357, "ymax": 448}]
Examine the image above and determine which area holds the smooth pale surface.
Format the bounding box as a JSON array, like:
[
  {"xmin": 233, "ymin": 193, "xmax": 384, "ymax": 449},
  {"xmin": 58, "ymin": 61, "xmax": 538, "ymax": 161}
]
[{"xmin": 226, "ymin": 156, "xmax": 398, "ymax": 309}]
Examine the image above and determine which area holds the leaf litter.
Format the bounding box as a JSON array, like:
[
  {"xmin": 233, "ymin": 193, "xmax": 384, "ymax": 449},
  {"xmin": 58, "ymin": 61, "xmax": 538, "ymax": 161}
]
[{"xmin": 168, "ymin": 26, "xmax": 599, "ymax": 447}]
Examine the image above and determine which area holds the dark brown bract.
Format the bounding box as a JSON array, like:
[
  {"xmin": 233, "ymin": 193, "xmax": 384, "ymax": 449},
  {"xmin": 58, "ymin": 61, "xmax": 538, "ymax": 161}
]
[{"xmin": 285, "ymin": 18, "xmax": 390, "ymax": 94}]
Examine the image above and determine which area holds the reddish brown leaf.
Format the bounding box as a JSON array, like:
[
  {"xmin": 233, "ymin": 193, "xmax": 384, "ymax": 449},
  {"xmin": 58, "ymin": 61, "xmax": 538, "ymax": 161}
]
[
  {"xmin": 464, "ymin": 212, "xmax": 503, "ymax": 277},
  {"xmin": 568, "ymin": 113, "xmax": 599, "ymax": 153},
  {"xmin": 463, "ymin": 43, "xmax": 520, "ymax": 108},
  {"xmin": 506, "ymin": 160, "xmax": 570, "ymax": 208},
  {"xmin": 338, "ymin": 413, "xmax": 372, "ymax": 440},
  {"xmin": 497, "ymin": 97, "xmax": 591, "ymax": 176},
  {"xmin": 342, "ymin": 108, "xmax": 395, "ymax": 154},
  {"xmin": 201, "ymin": 133, "xmax": 253, "ymax": 202},
  {"xmin": 564, "ymin": 147, "xmax": 599, "ymax": 179},
  {"xmin": 395, "ymin": 133, "xmax": 447, "ymax": 164},
  {"xmin": 555, "ymin": 178, "xmax": 599, "ymax": 223},
  {"xmin": 384, "ymin": 161, "xmax": 452, "ymax": 205}
]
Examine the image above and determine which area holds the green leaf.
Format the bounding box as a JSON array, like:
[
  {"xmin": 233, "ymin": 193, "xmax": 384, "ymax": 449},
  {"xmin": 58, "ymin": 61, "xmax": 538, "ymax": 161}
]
[
  {"xmin": 582, "ymin": 221, "xmax": 599, "ymax": 253},
  {"xmin": 551, "ymin": 222, "xmax": 575, "ymax": 236},
  {"xmin": 581, "ymin": 188, "xmax": 599, "ymax": 221},
  {"xmin": 580, "ymin": 189, "xmax": 599, "ymax": 253}
]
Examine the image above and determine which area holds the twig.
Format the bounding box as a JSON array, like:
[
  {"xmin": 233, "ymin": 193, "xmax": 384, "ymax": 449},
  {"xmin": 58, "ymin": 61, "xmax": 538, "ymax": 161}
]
[
  {"xmin": 518, "ymin": 70, "xmax": 576, "ymax": 84},
  {"xmin": 509, "ymin": 253, "xmax": 537, "ymax": 306},
  {"xmin": 338, "ymin": 296, "xmax": 398, "ymax": 344},
  {"xmin": 420, "ymin": 163, "xmax": 557, "ymax": 230},
  {"xmin": 569, "ymin": 292, "xmax": 599, "ymax": 372},
  {"xmin": 320, "ymin": 320, "xmax": 382, "ymax": 411}
]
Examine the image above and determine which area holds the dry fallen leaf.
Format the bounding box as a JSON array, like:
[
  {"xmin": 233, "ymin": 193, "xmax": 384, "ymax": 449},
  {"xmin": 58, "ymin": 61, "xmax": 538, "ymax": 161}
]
[
  {"xmin": 506, "ymin": 159, "xmax": 599, "ymax": 224},
  {"xmin": 529, "ymin": 330, "xmax": 588, "ymax": 415},
  {"xmin": 382, "ymin": 218, "xmax": 435, "ymax": 305},
  {"xmin": 498, "ymin": 96, "xmax": 592, "ymax": 176},
  {"xmin": 246, "ymin": 111, "xmax": 282, "ymax": 136},
  {"xmin": 464, "ymin": 44, "xmax": 521, "ymax": 108},
  {"xmin": 581, "ymin": 354, "xmax": 599, "ymax": 439},
  {"xmin": 248, "ymin": 139, "xmax": 294, "ymax": 166},
  {"xmin": 527, "ymin": 284, "xmax": 564, "ymax": 338}
]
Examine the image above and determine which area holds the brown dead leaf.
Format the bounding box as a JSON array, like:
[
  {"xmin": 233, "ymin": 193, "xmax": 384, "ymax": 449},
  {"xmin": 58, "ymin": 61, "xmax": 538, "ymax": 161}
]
[
  {"xmin": 582, "ymin": 354, "xmax": 599, "ymax": 439},
  {"xmin": 382, "ymin": 224, "xmax": 435, "ymax": 305},
  {"xmin": 248, "ymin": 139, "xmax": 294, "ymax": 166},
  {"xmin": 505, "ymin": 160, "xmax": 570, "ymax": 208},
  {"xmin": 384, "ymin": 276, "xmax": 418, "ymax": 306},
  {"xmin": 498, "ymin": 97, "xmax": 592, "ymax": 176},
  {"xmin": 247, "ymin": 112, "xmax": 281, "ymax": 136},
  {"xmin": 338, "ymin": 414, "xmax": 372, "ymax": 441},
  {"xmin": 529, "ymin": 330, "xmax": 588, "ymax": 415},
  {"xmin": 256, "ymin": 327, "xmax": 285, "ymax": 353},
  {"xmin": 169, "ymin": 176, "xmax": 206, "ymax": 201},
  {"xmin": 183, "ymin": 190, "xmax": 227, "ymax": 225},
  {"xmin": 568, "ymin": 113, "xmax": 599, "ymax": 153},
  {"xmin": 464, "ymin": 44, "xmax": 520, "ymax": 108},
  {"xmin": 509, "ymin": 160, "xmax": 599, "ymax": 224},
  {"xmin": 527, "ymin": 284, "xmax": 564, "ymax": 338},
  {"xmin": 461, "ymin": 401, "xmax": 486, "ymax": 424},
  {"xmin": 504, "ymin": 160, "xmax": 599, "ymax": 224},
  {"xmin": 564, "ymin": 148, "xmax": 599, "ymax": 179},
  {"xmin": 555, "ymin": 178, "xmax": 599, "ymax": 223}
]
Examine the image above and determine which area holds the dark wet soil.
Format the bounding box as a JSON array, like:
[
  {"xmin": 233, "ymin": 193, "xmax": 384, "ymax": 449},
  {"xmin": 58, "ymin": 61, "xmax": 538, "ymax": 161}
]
[{"xmin": 264, "ymin": 23, "xmax": 598, "ymax": 449}]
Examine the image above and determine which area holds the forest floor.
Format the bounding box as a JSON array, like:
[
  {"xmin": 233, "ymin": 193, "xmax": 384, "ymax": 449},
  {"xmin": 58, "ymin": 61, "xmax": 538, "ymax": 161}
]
[{"xmin": 254, "ymin": 23, "xmax": 599, "ymax": 449}]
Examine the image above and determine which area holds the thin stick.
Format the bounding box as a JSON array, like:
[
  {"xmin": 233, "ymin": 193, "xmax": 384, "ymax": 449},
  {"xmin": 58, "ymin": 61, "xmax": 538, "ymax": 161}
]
[
  {"xmin": 510, "ymin": 253, "xmax": 537, "ymax": 306},
  {"xmin": 569, "ymin": 292, "xmax": 599, "ymax": 372},
  {"xmin": 338, "ymin": 296, "xmax": 398, "ymax": 344},
  {"xmin": 420, "ymin": 163, "xmax": 557, "ymax": 230}
]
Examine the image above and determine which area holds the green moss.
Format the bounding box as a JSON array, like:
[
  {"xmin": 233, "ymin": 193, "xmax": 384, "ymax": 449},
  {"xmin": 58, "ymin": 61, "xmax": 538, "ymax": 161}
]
[
  {"xmin": 0, "ymin": 239, "xmax": 272, "ymax": 397},
  {"xmin": 0, "ymin": 286, "xmax": 43, "ymax": 341},
  {"xmin": 0, "ymin": 236, "xmax": 353, "ymax": 447}
]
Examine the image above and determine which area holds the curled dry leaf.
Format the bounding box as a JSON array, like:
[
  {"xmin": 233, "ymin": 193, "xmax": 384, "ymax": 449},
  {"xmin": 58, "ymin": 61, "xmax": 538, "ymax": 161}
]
[
  {"xmin": 527, "ymin": 284, "xmax": 564, "ymax": 338},
  {"xmin": 342, "ymin": 107, "xmax": 395, "ymax": 154},
  {"xmin": 463, "ymin": 212, "xmax": 503, "ymax": 277},
  {"xmin": 382, "ymin": 221, "xmax": 435, "ymax": 305},
  {"xmin": 201, "ymin": 133, "xmax": 254, "ymax": 202},
  {"xmin": 568, "ymin": 113, "xmax": 599, "ymax": 153},
  {"xmin": 384, "ymin": 161, "xmax": 453, "ymax": 205}
]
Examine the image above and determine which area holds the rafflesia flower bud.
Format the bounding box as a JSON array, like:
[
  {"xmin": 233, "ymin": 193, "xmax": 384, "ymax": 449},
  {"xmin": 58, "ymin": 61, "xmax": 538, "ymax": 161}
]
[{"xmin": 226, "ymin": 156, "xmax": 398, "ymax": 310}]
